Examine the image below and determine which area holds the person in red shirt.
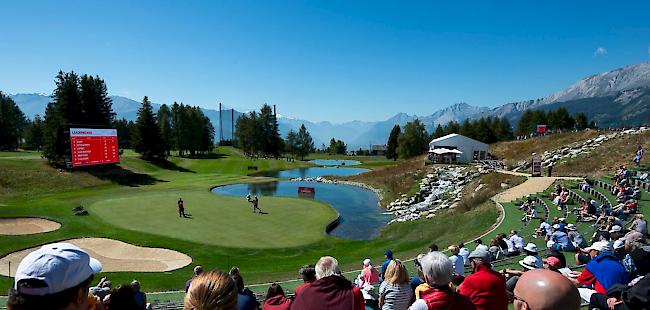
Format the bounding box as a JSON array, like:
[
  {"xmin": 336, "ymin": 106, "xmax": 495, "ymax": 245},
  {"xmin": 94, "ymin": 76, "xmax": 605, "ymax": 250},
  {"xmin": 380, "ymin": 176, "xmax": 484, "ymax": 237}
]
[
  {"xmin": 457, "ymin": 248, "xmax": 508, "ymax": 310},
  {"xmin": 263, "ymin": 283, "xmax": 291, "ymax": 310},
  {"xmin": 178, "ymin": 198, "xmax": 186, "ymax": 218},
  {"xmin": 358, "ymin": 258, "xmax": 380, "ymax": 287},
  {"xmin": 290, "ymin": 256, "xmax": 364, "ymax": 310},
  {"xmin": 293, "ymin": 265, "xmax": 316, "ymax": 298}
]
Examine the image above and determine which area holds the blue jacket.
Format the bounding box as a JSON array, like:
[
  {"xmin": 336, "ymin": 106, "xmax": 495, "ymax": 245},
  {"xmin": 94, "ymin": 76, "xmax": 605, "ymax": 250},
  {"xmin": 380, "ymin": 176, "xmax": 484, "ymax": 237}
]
[{"xmin": 585, "ymin": 252, "xmax": 631, "ymax": 291}]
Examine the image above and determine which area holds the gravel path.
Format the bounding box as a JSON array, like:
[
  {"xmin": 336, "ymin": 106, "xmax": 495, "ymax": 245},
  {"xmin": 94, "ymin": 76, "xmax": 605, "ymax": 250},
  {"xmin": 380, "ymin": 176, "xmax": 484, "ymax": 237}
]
[{"xmin": 492, "ymin": 170, "xmax": 583, "ymax": 203}]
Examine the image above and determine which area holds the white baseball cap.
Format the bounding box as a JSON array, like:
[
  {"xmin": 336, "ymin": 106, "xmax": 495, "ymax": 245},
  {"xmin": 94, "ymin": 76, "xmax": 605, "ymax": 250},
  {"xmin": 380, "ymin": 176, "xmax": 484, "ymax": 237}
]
[
  {"xmin": 584, "ymin": 241, "xmax": 610, "ymax": 253},
  {"xmin": 14, "ymin": 242, "xmax": 102, "ymax": 295},
  {"xmin": 609, "ymin": 225, "xmax": 623, "ymax": 234},
  {"xmin": 613, "ymin": 239, "xmax": 625, "ymax": 250},
  {"xmin": 523, "ymin": 243, "xmax": 538, "ymax": 253},
  {"xmin": 518, "ymin": 256, "xmax": 539, "ymax": 270},
  {"xmin": 363, "ymin": 258, "xmax": 371, "ymax": 265}
]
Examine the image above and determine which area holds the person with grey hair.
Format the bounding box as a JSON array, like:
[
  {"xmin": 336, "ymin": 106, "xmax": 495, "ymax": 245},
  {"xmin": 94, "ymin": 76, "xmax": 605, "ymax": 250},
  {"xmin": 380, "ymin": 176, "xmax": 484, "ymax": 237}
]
[
  {"xmin": 290, "ymin": 256, "xmax": 365, "ymax": 310},
  {"xmin": 293, "ymin": 265, "xmax": 316, "ymax": 298},
  {"xmin": 410, "ymin": 251, "xmax": 475, "ymax": 310}
]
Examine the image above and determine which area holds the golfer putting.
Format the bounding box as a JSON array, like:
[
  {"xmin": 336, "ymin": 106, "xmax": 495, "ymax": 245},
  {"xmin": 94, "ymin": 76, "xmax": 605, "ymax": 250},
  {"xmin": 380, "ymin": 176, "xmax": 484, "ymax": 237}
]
[{"xmin": 246, "ymin": 194, "xmax": 263, "ymax": 213}]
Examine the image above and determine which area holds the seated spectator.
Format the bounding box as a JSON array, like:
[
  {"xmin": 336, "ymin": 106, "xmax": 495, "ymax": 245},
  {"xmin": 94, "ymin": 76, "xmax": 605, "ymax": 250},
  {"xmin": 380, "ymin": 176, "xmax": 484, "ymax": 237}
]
[
  {"xmin": 231, "ymin": 269, "xmax": 259, "ymax": 310},
  {"xmin": 104, "ymin": 284, "xmax": 140, "ymax": 310},
  {"xmin": 473, "ymin": 239, "xmax": 488, "ymax": 252},
  {"xmin": 628, "ymin": 214, "xmax": 648, "ymax": 236},
  {"xmin": 458, "ymin": 243, "xmax": 470, "ymax": 266},
  {"xmin": 509, "ymin": 230, "xmax": 525, "ymax": 255},
  {"xmin": 534, "ymin": 218, "xmax": 551, "ymax": 238},
  {"xmin": 566, "ymin": 224, "xmax": 587, "ymax": 249},
  {"xmin": 378, "ymin": 259, "xmax": 412, "ymax": 310},
  {"xmin": 542, "ymin": 257, "xmax": 562, "ymax": 273},
  {"xmin": 410, "ymin": 252, "xmax": 475, "ymax": 310},
  {"xmin": 567, "ymin": 241, "xmax": 631, "ymax": 302},
  {"xmin": 522, "ymin": 243, "xmax": 543, "ymax": 268},
  {"xmin": 7, "ymin": 242, "xmax": 102, "ymax": 310},
  {"xmin": 290, "ymin": 256, "xmax": 364, "ymax": 310},
  {"xmin": 130, "ymin": 280, "xmax": 147, "ymax": 310},
  {"xmin": 357, "ymin": 258, "xmax": 380, "ymax": 288},
  {"xmin": 294, "ymin": 265, "xmax": 316, "ymax": 297},
  {"xmin": 588, "ymin": 246, "xmax": 650, "ymax": 310},
  {"xmin": 488, "ymin": 239, "xmax": 504, "ymax": 261},
  {"xmin": 622, "ymin": 231, "xmax": 647, "ymax": 277},
  {"xmin": 186, "ymin": 265, "xmax": 204, "ymax": 292},
  {"xmin": 262, "ymin": 283, "xmax": 291, "ymax": 310},
  {"xmin": 184, "ymin": 270, "xmax": 238, "ymax": 310},
  {"xmin": 380, "ymin": 250, "xmax": 394, "ymax": 280},
  {"xmin": 428, "ymin": 243, "xmax": 439, "ymax": 252},
  {"xmin": 447, "ymin": 245, "xmax": 465, "ymax": 278},
  {"xmin": 546, "ymin": 248, "xmax": 567, "ymax": 269},
  {"xmin": 548, "ymin": 224, "xmax": 575, "ymax": 252},
  {"xmin": 457, "ymin": 248, "xmax": 507, "ymax": 310},
  {"xmin": 410, "ymin": 254, "xmax": 427, "ymax": 300},
  {"xmin": 513, "ymin": 269, "xmax": 581, "ymax": 310},
  {"xmin": 502, "ymin": 256, "xmax": 541, "ymax": 293},
  {"xmin": 90, "ymin": 277, "xmax": 112, "ymax": 300}
]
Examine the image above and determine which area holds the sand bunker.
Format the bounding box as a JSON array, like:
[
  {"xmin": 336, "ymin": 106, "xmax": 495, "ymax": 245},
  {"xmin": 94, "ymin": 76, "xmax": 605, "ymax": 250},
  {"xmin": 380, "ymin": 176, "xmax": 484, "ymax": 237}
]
[
  {"xmin": 0, "ymin": 238, "xmax": 191, "ymax": 276},
  {"xmin": 0, "ymin": 218, "xmax": 61, "ymax": 235}
]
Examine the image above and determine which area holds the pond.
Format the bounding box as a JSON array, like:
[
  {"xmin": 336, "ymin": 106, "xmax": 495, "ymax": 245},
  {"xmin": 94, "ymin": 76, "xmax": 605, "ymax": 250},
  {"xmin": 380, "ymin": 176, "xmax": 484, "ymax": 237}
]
[
  {"xmin": 261, "ymin": 167, "xmax": 369, "ymax": 179},
  {"xmin": 212, "ymin": 180, "xmax": 390, "ymax": 240},
  {"xmin": 309, "ymin": 159, "xmax": 362, "ymax": 166}
]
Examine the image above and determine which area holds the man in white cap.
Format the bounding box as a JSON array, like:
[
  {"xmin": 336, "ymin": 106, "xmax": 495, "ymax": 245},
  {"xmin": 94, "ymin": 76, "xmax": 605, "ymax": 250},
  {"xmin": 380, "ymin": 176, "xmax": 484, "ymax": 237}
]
[
  {"xmin": 7, "ymin": 242, "xmax": 102, "ymax": 310},
  {"xmin": 357, "ymin": 258, "xmax": 379, "ymax": 287},
  {"xmin": 522, "ymin": 243, "xmax": 543, "ymax": 268},
  {"xmin": 566, "ymin": 241, "xmax": 630, "ymax": 302}
]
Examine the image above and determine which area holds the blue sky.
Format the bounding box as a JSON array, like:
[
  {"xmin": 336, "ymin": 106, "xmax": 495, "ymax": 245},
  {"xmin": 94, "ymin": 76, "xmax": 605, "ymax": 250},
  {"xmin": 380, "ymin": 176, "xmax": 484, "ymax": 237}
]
[{"xmin": 1, "ymin": 1, "xmax": 650, "ymax": 122}]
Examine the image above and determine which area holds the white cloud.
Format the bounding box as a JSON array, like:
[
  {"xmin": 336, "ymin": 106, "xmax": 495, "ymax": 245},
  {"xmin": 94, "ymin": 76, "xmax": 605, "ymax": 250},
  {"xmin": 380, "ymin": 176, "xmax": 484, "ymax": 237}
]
[{"xmin": 594, "ymin": 47, "xmax": 608, "ymax": 56}]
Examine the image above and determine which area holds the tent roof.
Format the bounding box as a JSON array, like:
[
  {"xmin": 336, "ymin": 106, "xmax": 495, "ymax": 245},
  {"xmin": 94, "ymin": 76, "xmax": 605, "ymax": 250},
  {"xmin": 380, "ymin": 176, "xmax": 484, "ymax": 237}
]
[{"xmin": 429, "ymin": 148, "xmax": 463, "ymax": 155}]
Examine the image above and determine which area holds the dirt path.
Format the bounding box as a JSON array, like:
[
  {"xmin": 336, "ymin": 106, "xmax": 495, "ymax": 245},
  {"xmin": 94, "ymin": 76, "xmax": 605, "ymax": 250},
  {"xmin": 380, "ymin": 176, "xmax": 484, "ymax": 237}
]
[{"xmin": 493, "ymin": 170, "xmax": 583, "ymax": 203}]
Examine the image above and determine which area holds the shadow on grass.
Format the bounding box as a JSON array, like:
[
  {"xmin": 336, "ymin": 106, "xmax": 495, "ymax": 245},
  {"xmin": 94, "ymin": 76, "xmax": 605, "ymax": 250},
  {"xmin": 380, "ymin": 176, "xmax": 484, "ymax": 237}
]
[
  {"xmin": 180, "ymin": 152, "xmax": 229, "ymax": 160},
  {"xmin": 84, "ymin": 164, "xmax": 166, "ymax": 187},
  {"xmin": 149, "ymin": 158, "xmax": 195, "ymax": 173}
]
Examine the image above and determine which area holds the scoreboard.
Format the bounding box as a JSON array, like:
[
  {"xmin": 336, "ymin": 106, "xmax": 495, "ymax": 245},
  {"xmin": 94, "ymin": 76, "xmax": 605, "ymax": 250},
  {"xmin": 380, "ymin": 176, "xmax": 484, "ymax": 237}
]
[{"xmin": 70, "ymin": 128, "xmax": 119, "ymax": 167}]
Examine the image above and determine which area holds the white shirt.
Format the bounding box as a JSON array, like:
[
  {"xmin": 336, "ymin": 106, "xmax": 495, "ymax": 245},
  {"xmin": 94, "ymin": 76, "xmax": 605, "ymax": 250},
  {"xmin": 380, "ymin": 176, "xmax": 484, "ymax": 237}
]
[
  {"xmin": 410, "ymin": 299, "xmax": 428, "ymax": 310},
  {"xmin": 459, "ymin": 247, "xmax": 470, "ymax": 266},
  {"xmin": 476, "ymin": 244, "xmax": 489, "ymax": 252},
  {"xmin": 449, "ymin": 254, "xmax": 465, "ymax": 276},
  {"xmin": 540, "ymin": 222, "xmax": 551, "ymax": 233},
  {"xmin": 510, "ymin": 234, "xmax": 525, "ymax": 249},
  {"xmin": 504, "ymin": 239, "xmax": 515, "ymax": 254}
]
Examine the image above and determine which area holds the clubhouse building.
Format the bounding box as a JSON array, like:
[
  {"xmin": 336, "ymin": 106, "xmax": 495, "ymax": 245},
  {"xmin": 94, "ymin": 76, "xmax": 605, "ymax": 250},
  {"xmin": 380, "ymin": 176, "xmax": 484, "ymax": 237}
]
[{"xmin": 428, "ymin": 133, "xmax": 488, "ymax": 163}]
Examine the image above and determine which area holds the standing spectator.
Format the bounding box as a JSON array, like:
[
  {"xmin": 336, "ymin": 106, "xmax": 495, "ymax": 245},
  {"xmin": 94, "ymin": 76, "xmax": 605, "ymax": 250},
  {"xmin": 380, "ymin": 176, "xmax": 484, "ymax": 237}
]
[
  {"xmin": 458, "ymin": 243, "xmax": 470, "ymax": 266},
  {"xmin": 104, "ymin": 284, "xmax": 140, "ymax": 310},
  {"xmin": 290, "ymin": 256, "xmax": 364, "ymax": 310},
  {"xmin": 262, "ymin": 283, "xmax": 291, "ymax": 310},
  {"xmin": 378, "ymin": 259, "xmax": 412, "ymax": 310},
  {"xmin": 186, "ymin": 266, "xmax": 204, "ymax": 292},
  {"xmin": 357, "ymin": 259, "xmax": 380, "ymax": 288},
  {"xmin": 131, "ymin": 280, "xmax": 147, "ymax": 310},
  {"xmin": 457, "ymin": 248, "xmax": 508, "ymax": 310},
  {"xmin": 568, "ymin": 241, "xmax": 630, "ymax": 302},
  {"xmin": 7, "ymin": 242, "xmax": 102, "ymax": 310},
  {"xmin": 184, "ymin": 270, "xmax": 238, "ymax": 310},
  {"xmin": 410, "ymin": 252, "xmax": 475, "ymax": 310},
  {"xmin": 294, "ymin": 265, "xmax": 316, "ymax": 298},
  {"xmin": 448, "ymin": 245, "xmax": 465, "ymax": 277},
  {"xmin": 380, "ymin": 250, "xmax": 394, "ymax": 280},
  {"xmin": 473, "ymin": 239, "xmax": 488, "ymax": 252},
  {"xmin": 633, "ymin": 145, "xmax": 643, "ymax": 167},
  {"xmin": 513, "ymin": 269, "xmax": 581, "ymax": 310}
]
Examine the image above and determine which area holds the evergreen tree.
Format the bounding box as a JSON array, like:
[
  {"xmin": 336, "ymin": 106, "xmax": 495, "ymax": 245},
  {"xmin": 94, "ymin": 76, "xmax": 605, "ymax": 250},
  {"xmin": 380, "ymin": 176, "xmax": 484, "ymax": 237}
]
[
  {"xmin": 133, "ymin": 96, "xmax": 164, "ymax": 159},
  {"xmin": 259, "ymin": 104, "xmax": 282, "ymax": 156},
  {"xmin": 573, "ymin": 113, "xmax": 589, "ymax": 130},
  {"xmin": 157, "ymin": 104, "xmax": 174, "ymax": 155},
  {"xmin": 114, "ymin": 118, "xmax": 135, "ymax": 150},
  {"xmin": 79, "ymin": 74, "xmax": 114, "ymax": 127},
  {"xmin": 0, "ymin": 92, "xmax": 27, "ymax": 150},
  {"xmin": 432, "ymin": 124, "xmax": 445, "ymax": 139},
  {"xmin": 285, "ymin": 130, "xmax": 297, "ymax": 157},
  {"xmin": 495, "ymin": 117, "xmax": 513, "ymax": 141},
  {"xmin": 397, "ymin": 119, "xmax": 429, "ymax": 159},
  {"xmin": 295, "ymin": 124, "xmax": 314, "ymax": 160},
  {"xmin": 24, "ymin": 115, "xmax": 45, "ymax": 151},
  {"xmin": 385, "ymin": 125, "xmax": 401, "ymax": 160},
  {"xmin": 443, "ymin": 121, "xmax": 460, "ymax": 135},
  {"xmin": 459, "ymin": 119, "xmax": 475, "ymax": 140},
  {"xmin": 43, "ymin": 71, "xmax": 83, "ymax": 163}
]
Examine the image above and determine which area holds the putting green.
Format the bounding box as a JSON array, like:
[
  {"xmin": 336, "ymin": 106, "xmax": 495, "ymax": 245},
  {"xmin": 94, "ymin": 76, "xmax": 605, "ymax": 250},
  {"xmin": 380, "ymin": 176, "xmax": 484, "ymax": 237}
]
[{"xmin": 90, "ymin": 190, "xmax": 338, "ymax": 249}]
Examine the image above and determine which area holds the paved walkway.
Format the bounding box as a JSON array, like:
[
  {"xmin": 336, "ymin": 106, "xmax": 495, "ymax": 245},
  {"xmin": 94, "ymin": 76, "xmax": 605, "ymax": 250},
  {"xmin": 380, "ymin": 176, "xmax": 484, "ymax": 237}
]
[{"xmin": 493, "ymin": 170, "xmax": 584, "ymax": 203}]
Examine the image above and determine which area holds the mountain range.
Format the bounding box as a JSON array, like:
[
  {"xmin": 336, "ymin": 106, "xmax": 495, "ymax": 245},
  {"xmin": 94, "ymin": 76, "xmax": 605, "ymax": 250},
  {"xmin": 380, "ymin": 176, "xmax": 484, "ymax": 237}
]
[{"xmin": 9, "ymin": 61, "xmax": 650, "ymax": 148}]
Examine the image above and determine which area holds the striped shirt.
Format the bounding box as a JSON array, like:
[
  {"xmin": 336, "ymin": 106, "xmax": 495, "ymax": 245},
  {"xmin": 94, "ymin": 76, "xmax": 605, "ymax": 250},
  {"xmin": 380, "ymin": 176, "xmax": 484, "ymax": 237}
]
[{"xmin": 379, "ymin": 282, "xmax": 413, "ymax": 310}]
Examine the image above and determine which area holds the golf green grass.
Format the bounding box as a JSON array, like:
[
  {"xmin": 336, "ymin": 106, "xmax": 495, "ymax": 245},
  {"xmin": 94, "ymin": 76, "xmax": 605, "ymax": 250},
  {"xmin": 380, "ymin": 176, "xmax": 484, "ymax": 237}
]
[{"xmin": 90, "ymin": 191, "xmax": 337, "ymax": 248}]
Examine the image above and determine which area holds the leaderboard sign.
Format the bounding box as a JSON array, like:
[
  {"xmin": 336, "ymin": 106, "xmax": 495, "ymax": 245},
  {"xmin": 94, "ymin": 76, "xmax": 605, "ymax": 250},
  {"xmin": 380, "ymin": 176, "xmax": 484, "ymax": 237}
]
[{"xmin": 70, "ymin": 128, "xmax": 119, "ymax": 167}]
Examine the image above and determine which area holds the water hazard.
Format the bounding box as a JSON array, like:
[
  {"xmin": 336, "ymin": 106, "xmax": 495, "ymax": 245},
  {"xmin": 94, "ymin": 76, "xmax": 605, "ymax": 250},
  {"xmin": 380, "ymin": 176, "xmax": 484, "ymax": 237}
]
[
  {"xmin": 261, "ymin": 167, "xmax": 369, "ymax": 179},
  {"xmin": 308, "ymin": 159, "xmax": 361, "ymax": 166}
]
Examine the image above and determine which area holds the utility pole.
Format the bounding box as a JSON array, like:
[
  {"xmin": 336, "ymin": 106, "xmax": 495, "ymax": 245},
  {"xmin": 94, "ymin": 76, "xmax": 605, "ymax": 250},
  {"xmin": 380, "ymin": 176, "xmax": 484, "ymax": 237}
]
[{"xmin": 219, "ymin": 102, "xmax": 223, "ymax": 143}]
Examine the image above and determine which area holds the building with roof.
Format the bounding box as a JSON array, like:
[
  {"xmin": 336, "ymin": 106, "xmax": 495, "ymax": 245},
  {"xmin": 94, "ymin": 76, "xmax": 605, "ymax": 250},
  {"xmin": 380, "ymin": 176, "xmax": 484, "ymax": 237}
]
[
  {"xmin": 428, "ymin": 133, "xmax": 488, "ymax": 163},
  {"xmin": 371, "ymin": 144, "xmax": 387, "ymax": 155}
]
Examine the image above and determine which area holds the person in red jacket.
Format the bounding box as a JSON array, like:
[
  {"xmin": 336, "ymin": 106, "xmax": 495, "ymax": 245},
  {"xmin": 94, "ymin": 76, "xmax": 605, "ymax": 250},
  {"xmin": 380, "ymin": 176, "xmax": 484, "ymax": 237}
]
[
  {"xmin": 293, "ymin": 265, "xmax": 316, "ymax": 298},
  {"xmin": 410, "ymin": 251, "xmax": 475, "ymax": 310},
  {"xmin": 290, "ymin": 256, "xmax": 364, "ymax": 310},
  {"xmin": 262, "ymin": 283, "xmax": 291, "ymax": 310},
  {"xmin": 457, "ymin": 248, "xmax": 508, "ymax": 310}
]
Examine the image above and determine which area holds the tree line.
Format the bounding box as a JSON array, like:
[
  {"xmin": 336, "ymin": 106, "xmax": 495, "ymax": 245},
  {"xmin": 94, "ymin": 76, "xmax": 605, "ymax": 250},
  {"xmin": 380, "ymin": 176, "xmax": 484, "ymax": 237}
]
[
  {"xmin": 515, "ymin": 107, "xmax": 590, "ymax": 136},
  {"xmin": 0, "ymin": 71, "xmax": 214, "ymax": 163}
]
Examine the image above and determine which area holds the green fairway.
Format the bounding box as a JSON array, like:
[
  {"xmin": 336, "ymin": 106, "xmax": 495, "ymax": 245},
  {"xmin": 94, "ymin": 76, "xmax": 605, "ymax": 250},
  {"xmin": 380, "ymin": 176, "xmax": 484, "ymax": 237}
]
[{"xmin": 90, "ymin": 191, "xmax": 337, "ymax": 248}]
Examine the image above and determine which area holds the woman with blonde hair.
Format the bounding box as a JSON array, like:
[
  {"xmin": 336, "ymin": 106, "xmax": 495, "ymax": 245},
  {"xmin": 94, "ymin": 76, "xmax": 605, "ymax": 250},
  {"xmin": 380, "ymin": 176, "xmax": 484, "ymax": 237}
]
[
  {"xmin": 184, "ymin": 270, "xmax": 238, "ymax": 310},
  {"xmin": 378, "ymin": 259, "xmax": 413, "ymax": 310}
]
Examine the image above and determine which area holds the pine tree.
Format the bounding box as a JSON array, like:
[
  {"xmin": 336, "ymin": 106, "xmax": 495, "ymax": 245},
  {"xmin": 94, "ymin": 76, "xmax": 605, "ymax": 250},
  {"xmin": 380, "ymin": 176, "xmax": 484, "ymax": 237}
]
[
  {"xmin": 80, "ymin": 74, "xmax": 114, "ymax": 127},
  {"xmin": 133, "ymin": 96, "xmax": 164, "ymax": 159},
  {"xmin": 285, "ymin": 130, "xmax": 297, "ymax": 157},
  {"xmin": 43, "ymin": 71, "xmax": 82, "ymax": 163},
  {"xmin": 573, "ymin": 113, "xmax": 589, "ymax": 130},
  {"xmin": 385, "ymin": 125, "xmax": 401, "ymax": 160},
  {"xmin": 24, "ymin": 115, "xmax": 45, "ymax": 150},
  {"xmin": 0, "ymin": 92, "xmax": 27, "ymax": 150},
  {"xmin": 295, "ymin": 124, "xmax": 314, "ymax": 160},
  {"xmin": 432, "ymin": 124, "xmax": 445, "ymax": 139},
  {"xmin": 397, "ymin": 119, "xmax": 429, "ymax": 159},
  {"xmin": 157, "ymin": 104, "xmax": 174, "ymax": 155}
]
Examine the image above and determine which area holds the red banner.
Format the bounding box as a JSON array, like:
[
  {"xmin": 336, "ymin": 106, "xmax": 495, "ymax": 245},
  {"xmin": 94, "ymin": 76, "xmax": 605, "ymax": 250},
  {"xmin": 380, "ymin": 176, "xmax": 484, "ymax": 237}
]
[
  {"xmin": 70, "ymin": 128, "xmax": 119, "ymax": 167},
  {"xmin": 298, "ymin": 187, "xmax": 315, "ymax": 194}
]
